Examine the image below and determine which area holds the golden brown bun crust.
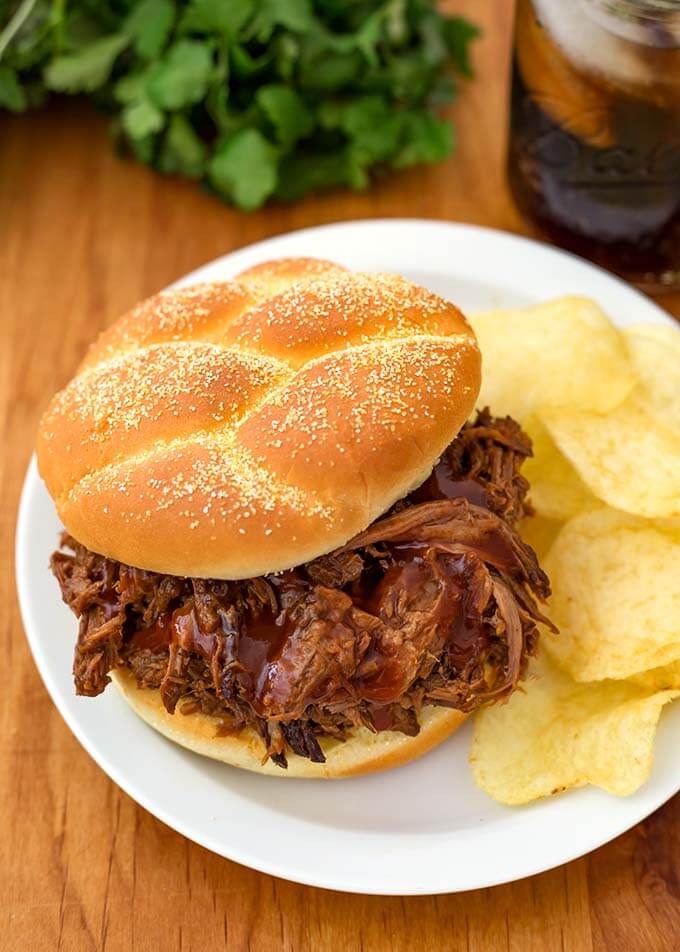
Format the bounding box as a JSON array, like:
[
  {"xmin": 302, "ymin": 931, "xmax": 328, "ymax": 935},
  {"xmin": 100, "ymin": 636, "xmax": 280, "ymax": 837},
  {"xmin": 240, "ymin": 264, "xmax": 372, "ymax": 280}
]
[
  {"xmin": 111, "ymin": 668, "xmax": 467, "ymax": 779},
  {"xmin": 37, "ymin": 258, "xmax": 481, "ymax": 578}
]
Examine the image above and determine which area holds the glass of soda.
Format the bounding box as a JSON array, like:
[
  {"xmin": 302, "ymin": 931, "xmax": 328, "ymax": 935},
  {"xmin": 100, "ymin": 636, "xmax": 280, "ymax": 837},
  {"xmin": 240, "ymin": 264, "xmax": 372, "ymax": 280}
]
[{"xmin": 508, "ymin": 0, "xmax": 680, "ymax": 291}]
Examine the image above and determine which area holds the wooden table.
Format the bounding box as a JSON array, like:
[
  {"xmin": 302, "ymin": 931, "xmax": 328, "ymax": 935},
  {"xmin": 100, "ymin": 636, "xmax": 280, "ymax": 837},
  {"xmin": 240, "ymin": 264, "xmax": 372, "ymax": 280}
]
[{"xmin": 2, "ymin": 2, "xmax": 679, "ymax": 949}]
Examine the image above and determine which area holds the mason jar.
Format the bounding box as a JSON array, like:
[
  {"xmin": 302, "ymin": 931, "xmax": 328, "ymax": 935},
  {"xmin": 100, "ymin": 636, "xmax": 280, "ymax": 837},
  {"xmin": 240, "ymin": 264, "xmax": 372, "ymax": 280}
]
[{"xmin": 508, "ymin": 0, "xmax": 680, "ymax": 291}]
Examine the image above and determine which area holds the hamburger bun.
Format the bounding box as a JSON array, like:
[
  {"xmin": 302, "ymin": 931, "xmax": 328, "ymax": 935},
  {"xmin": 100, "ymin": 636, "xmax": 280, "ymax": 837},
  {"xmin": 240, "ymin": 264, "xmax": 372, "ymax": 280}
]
[
  {"xmin": 111, "ymin": 667, "xmax": 468, "ymax": 778},
  {"xmin": 37, "ymin": 258, "xmax": 481, "ymax": 579}
]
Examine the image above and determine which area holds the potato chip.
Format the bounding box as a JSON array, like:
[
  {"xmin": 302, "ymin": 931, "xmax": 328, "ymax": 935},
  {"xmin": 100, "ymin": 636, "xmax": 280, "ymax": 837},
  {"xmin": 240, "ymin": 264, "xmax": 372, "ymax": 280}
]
[
  {"xmin": 542, "ymin": 508, "xmax": 680, "ymax": 681},
  {"xmin": 630, "ymin": 659, "xmax": 680, "ymax": 692},
  {"xmin": 541, "ymin": 396, "xmax": 680, "ymax": 519},
  {"xmin": 625, "ymin": 324, "xmax": 680, "ymax": 433},
  {"xmin": 522, "ymin": 417, "xmax": 596, "ymax": 520},
  {"xmin": 470, "ymin": 652, "xmax": 678, "ymax": 805},
  {"xmin": 469, "ymin": 307, "xmax": 680, "ymax": 806},
  {"xmin": 468, "ymin": 297, "xmax": 635, "ymax": 420}
]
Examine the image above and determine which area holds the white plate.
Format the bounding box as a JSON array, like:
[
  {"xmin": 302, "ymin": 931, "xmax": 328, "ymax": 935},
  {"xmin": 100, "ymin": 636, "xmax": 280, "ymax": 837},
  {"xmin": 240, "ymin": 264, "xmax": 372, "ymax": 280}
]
[{"xmin": 16, "ymin": 220, "xmax": 679, "ymax": 895}]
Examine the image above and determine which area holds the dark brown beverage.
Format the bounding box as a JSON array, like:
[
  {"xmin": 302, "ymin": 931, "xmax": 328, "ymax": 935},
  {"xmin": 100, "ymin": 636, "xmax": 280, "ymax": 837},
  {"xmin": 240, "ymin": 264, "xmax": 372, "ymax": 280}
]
[{"xmin": 508, "ymin": 0, "xmax": 680, "ymax": 290}]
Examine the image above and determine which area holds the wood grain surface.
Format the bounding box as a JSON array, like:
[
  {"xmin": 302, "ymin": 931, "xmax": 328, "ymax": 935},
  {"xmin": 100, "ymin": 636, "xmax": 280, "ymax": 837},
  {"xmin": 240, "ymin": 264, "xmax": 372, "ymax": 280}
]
[{"xmin": 2, "ymin": 2, "xmax": 679, "ymax": 950}]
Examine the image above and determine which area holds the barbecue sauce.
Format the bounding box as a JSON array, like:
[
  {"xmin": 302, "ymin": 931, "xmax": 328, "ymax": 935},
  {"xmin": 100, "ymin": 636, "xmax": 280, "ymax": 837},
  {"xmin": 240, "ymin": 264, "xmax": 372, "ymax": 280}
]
[
  {"xmin": 128, "ymin": 574, "xmax": 305, "ymax": 713},
  {"xmin": 238, "ymin": 604, "xmax": 298, "ymax": 709},
  {"xmin": 409, "ymin": 454, "xmax": 489, "ymax": 508},
  {"xmin": 355, "ymin": 545, "xmax": 494, "ymax": 705},
  {"xmin": 129, "ymin": 611, "xmax": 174, "ymax": 653},
  {"xmin": 127, "ymin": 470, "xmax": 508, "ymax": 713}
]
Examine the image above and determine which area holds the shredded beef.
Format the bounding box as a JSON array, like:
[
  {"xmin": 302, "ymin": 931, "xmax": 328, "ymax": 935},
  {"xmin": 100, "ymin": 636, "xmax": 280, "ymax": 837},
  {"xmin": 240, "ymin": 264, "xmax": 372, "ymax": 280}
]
[
  {"xmin": 51, "ymin": 411, "xmax": 554, "ymax": 767},
  {"xmin": 450, "ymin": 409, "xmax": 533, "ymax": 524},
  {"xmin": 52, "ymin": 546, "xmax": 126, "ymax": 696},
  {"xmin": 305, "ymin": 550, "xmax": 365, "ymax": 588},
  {"xmin": 405, "ymin": 408, "xmax": 533, "ymax": 525}
]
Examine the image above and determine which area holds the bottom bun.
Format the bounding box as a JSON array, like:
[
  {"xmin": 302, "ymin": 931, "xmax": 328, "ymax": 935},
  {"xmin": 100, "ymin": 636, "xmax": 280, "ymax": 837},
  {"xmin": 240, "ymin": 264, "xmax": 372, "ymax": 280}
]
[{"xmin": 111, "ymin": 668, "xmax": 468, "ymax": 779}]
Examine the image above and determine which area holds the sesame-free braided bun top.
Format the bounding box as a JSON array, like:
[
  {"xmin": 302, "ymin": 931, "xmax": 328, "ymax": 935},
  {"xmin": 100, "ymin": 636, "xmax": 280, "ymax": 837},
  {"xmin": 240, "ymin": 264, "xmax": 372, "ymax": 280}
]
[{"xmin": 37, "ymin": 258, "xmax": 481, "ymax": 579}]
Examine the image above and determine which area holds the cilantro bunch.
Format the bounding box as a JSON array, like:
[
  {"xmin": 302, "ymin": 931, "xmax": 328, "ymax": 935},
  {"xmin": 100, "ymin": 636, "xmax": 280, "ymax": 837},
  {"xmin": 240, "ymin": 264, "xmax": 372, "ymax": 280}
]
[{"xmin": 0, "ymin": 0, "xmax": 478, "ymax": 209}]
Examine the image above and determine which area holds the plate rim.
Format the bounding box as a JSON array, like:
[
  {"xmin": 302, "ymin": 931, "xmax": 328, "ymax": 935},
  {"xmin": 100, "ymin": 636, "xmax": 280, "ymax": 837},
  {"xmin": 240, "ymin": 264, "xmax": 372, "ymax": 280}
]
[{"xmin": 17, "ymin": 218, "xmax": 678, "ymax": 895}]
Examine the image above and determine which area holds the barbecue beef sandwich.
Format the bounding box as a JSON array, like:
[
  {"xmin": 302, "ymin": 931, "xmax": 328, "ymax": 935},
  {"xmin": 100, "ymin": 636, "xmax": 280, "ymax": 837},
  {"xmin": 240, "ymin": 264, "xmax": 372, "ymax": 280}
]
[{"xmin": 37, "ymin": 258, "xmax": 553, "ymax": 777}]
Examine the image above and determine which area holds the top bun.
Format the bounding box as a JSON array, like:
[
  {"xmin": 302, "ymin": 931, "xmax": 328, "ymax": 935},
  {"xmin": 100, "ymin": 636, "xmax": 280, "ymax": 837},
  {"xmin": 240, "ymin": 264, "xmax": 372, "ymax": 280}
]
[{"xmin": 37, "ymin": 258, "xmax": 481, "ymax": 579}]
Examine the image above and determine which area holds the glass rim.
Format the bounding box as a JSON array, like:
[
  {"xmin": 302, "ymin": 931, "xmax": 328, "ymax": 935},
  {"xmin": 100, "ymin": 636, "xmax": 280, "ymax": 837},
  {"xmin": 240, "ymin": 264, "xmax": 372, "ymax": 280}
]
[
  {"xmin": 590, "ymin": 0, "xmax": 680, "ymax": 19},
  {"xmin": 584, "ymin": 0, "xmax": 680, "ymax": 47}
]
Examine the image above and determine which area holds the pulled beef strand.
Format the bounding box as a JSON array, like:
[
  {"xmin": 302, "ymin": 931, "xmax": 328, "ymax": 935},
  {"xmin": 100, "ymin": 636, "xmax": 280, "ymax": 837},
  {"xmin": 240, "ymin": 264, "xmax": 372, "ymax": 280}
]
[
  {"xmin": 50, "ymin": 411, "xmax": 553, "ymax": 768},
  {"xmin": 406, "ymin": 408, "xmax": 533, "ymax": 525}
]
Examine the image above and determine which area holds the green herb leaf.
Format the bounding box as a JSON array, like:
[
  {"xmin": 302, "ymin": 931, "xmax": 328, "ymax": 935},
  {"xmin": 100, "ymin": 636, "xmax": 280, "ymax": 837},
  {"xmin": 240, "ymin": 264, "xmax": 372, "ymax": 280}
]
[
  {"xmin": 384, "ymin": 0, "xmax": 409, "ymax": 45},
  {"xmin": 248, "ymin": 0, "xmax": 316, "ymax": 43},
  {"xmin": 0, "ymin": 0, "xmax": 42, "ymax": 64},
  {"xmin": 208, "ymin": 128, "xmax": 278, "ymax": 210},
  {"xmin": 179, "ymin": 0, "xmax": 255, "ymax": 38},
  {"xmin": 2, "ymin": 0, "xmax": 478, "ymax": 210},
  {"xmin": 274, "ymin": 33, "xmax": 299, "ymax": 81},
  {"xmin": 298, "ymin": 49, "xmax": 361, "ymax": 92},
  {"xmin": 0, "ymin": 66, "xmax": 27, "ymax": 111},
  {"xmin": 276, "ymin": 150, "xmax": 349, "ymax": 201},
  {"xmin": 43, "ymin": 33, "xmax": 128, "ymax": 93},
  {"xmin": 418, "ymin": 12, "xmax": 448, "ymax": 67},
  {"xmin": 343, "ymin": 95, "xmax": 402, "ymax": 166},
  {"xmin": 392, "ymin": 111, "xmax": 454, "ymax": 168},
  {"xmin": 270, "ymin": 0, "xmax": 315, "ymax": 32},
  {"xmin": 122, "ymin": 98, "xmax": 165, "ymax": 138},
  {"xmin": 158, "ymin": 113, "xmax": 207, "ymax": 176},
  {"xmin": 205, "ymin": 79, "xmax": 230, "ymax": 129},
  {"xmin": 129, "ymin": 132, "xmax": 156, "ymax": 164},
  {"xmin": 229, "ymin": 43, "xmax": 271, "ymax": 78},
  {"xmin": 427, "ymin": 71, "xmax": 455, "ymax": 108},
  {"xmin": 256, "ymin": 83, "xmax": 312, "ymax": 149},
  {"xmin": 147, "ymin": 39, "xmax": 213, "ymax": 109},
  {"xmin": 124, "ymin": 0, "xmax": 176, "ymax": 60},
  {"xmin": 346, "ymin": 8, "xmax": 385, "ymax": 65},
  {"xmin": 113, "ymin": 72, "xmax": 148, "ymax": 104},
  {"xmin": 62, "ymin": 11, "xmax": 106, "ymax": 51},
  {"xmin": 442, "ymin": 16, "xmax": 480, "ymax": 78}
]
